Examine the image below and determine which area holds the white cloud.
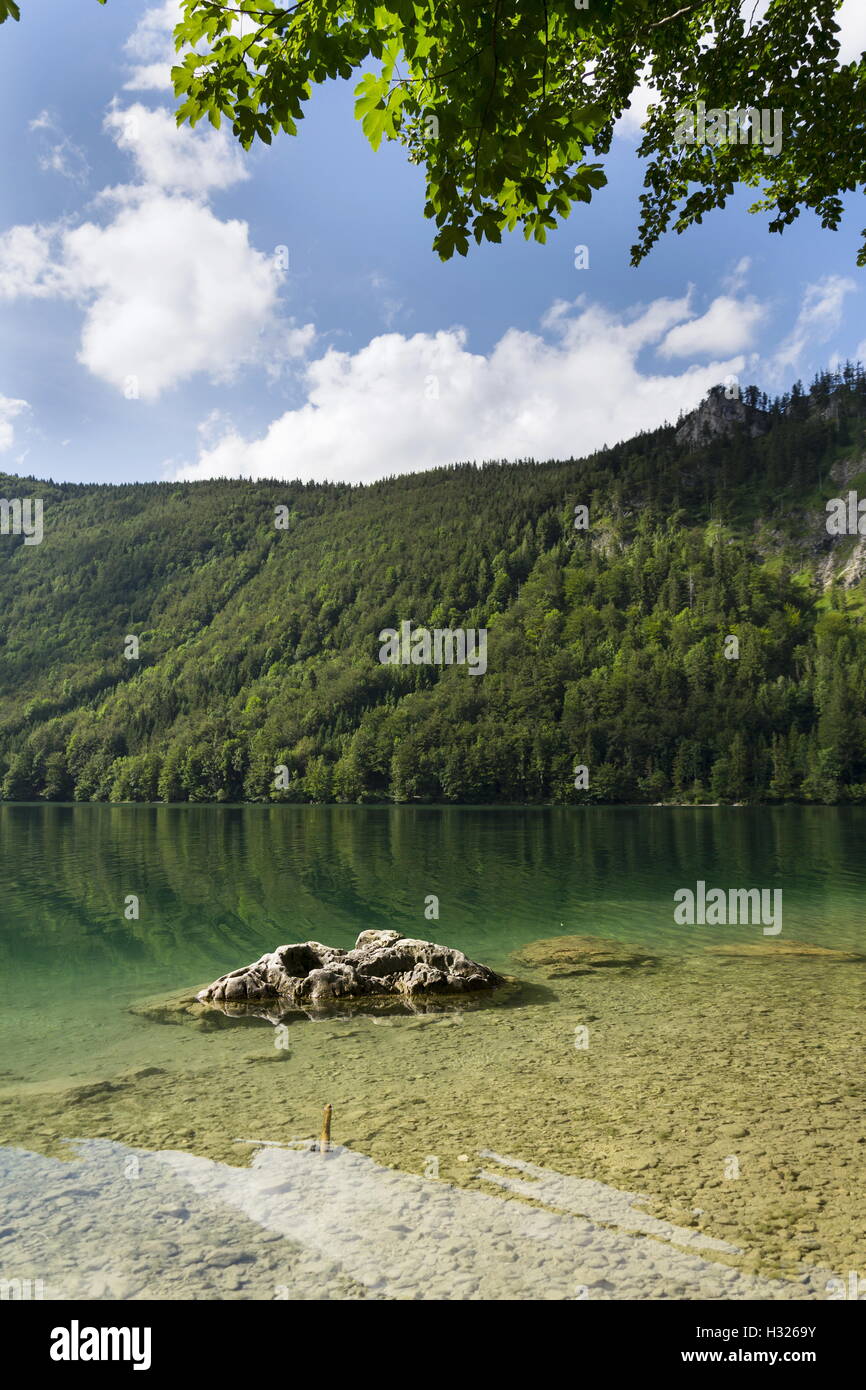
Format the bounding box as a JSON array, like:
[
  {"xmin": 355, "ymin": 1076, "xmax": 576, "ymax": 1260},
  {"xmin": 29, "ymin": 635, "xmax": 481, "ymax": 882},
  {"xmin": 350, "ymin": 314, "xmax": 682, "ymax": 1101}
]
[
  {"xmin": 124, "ymin": 1, "xmax": 181, "ymax": 91},
  {"xmin": 262, "ymin": 322, "xmax": 318, "ymax": 382},
  {"xmin": 105, "ymin": 103, "xmax": 248, "ymax": 196},
  {"xmin": 659, "ymin": 294, "xmax": 766, "ymax": 358},
  {"xmin": 836, "ymin": 0, "xmax": 866, "ymax": 65},
  {"xmin": 0, "ymin": 199, "xmax": 289, "ymax": 398},
  {"xmin": 615, "ymin": 77, "xmax": 656, "ymax": 139},
  {"xmin": 0, "ymin": 396, "xmax": 29, "ymax": 452},
  {"xmin": 0, "ymin": 100, "xmax": 303, "ymax": 400},
  {"xmin": 724, "ymin": 256, "xmax": 751, "ymax": 293},
  {"xmin": 770, "ymin": 275, "xmax": 857, "ymax": 378},
  {"xmin": 172, "ymin": 294, "xmax": 752, "ymax": 485},
  {"xmin": 29, "ymin": 111, "xmax": 89, "ymax": 182},
  {"xmin": 62, "ymin": 193, "xmax": 281, "ymax": 400},
  {"xmin": 0, "ymin": 224, "xmax": 63, "ymax": 299}
]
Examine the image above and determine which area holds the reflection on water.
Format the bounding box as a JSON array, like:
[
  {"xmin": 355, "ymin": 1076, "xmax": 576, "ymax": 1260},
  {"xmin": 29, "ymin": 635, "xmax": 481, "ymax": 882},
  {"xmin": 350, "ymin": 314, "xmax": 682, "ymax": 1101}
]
[
  {"xmin": 0, "ymin": 1138, "xmax": 834, "ymax": 1301},
  {"xmin": 5, "ymin": 800, "xmax": 862, "ymax": 1088},
  {"xmin": 2, "ymin": 803, "xmax": 865, "ymax": 986},
  {"xmin": 198, "ymin": 978, "xmax": 525, "ymax": 1026}
]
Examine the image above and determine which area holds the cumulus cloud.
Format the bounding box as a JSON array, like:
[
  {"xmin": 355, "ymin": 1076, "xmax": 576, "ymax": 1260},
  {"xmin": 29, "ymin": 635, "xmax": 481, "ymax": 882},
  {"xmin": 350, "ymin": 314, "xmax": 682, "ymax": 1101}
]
[
  {"xmin": 0, "ymin": 224, "xmax": 64, "ymax": 299},
  {"xmin": 659, "ymin": 294, "xmax": 766, "ymax": 358},
  {"xmin": 770, "ymin": 276, "xmax": 857, "ymax": 379},
  {"xmin": 62, "ymin": 194, "xmax": 282, "ymax": 399},
  {"xmin": 104, "ymin": 103, "xmax": 248, "ymax": 196},
  {"xmin": 0, "ymin": 396, "xmax": 29, "ymax": 453},
  {"xmin": 615, "ymin": 77, "xmax": 656, "ymax": 140},
  {"xmin": 171, "ymin": 294, "xmax": 753, "ymax": 484},
  {"xmin": 836, "ymin": 0, "xmax": 866, "ymax": 65},
  {"xmin": 123, "ymin": 0, "xmax": 181, "ymax": 92},
  {"xmin": 0, "ymin": 102, "xmax": 309, "ymax": 400}
]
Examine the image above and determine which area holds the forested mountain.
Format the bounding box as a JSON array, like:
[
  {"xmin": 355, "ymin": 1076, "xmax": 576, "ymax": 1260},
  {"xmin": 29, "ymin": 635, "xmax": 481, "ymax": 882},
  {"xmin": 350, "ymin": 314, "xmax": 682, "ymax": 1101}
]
[{"xmin": 3, "ymin": 365, "xmax": 866, "ymax": 806}]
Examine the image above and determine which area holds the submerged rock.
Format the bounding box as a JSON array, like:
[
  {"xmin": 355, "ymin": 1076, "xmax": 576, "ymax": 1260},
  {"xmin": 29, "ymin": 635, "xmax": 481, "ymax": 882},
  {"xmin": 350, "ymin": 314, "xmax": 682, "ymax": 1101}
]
[
  {"xmin": 705, "ymin": 941, "xmax": 866, "ymax": 961},
  {"xmin": 511, "ymin": 935, "xmax": 656, "ymax": 977},
  {"xmin": 197, "ymin": 930, "xmax": 503, "ymax": 1010},
  {"xmin": 129, "ymin": 991, "xmax": 203, "ymax": 1023}
]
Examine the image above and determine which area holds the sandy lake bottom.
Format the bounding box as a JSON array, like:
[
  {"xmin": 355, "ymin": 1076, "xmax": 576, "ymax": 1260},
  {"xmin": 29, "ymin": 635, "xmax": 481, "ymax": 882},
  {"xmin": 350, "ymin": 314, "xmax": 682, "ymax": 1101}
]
[{"xmin": 2, "ymin": 945, "xmax": 864, "ymax": 1300}]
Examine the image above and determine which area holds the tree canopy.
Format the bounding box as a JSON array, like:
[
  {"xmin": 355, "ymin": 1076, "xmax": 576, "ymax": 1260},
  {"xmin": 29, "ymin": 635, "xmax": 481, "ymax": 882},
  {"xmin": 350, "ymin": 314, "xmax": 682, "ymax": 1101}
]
[
  {"xmin": 166, "ymin": 0, "xmax": 864, "ymax": 263},
  {"xmin": 2, "ymin": 369, "xmax": 866, "ymax": 807},
  {"xmin": 0, "ymin": 0, "xmax": 104, "ymax": 22},
  {"xmin": 4, "ymin": 3, "xmax": 863, "ymax": 262}
]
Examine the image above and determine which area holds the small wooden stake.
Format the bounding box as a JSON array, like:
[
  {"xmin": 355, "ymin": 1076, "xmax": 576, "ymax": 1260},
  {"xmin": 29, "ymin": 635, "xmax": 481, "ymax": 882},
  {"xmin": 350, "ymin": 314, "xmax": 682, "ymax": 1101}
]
[{"xmin": 319, "ymin": 1103, "xmax": 332, "ymax": 1153}]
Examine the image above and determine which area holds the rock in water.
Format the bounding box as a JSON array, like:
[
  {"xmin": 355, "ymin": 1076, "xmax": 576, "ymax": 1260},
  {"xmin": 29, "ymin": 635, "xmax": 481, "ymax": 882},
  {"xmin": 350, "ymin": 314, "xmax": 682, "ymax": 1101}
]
[
  {"xmin": 704, "ymin": 942, "xmax": 865, "ymax": 960},
  {"xmin": 511, "ymin": 935, "xmax": 657, "ymax": 977},
  {"xmin": 197, "ymin": 930, "xmax": 502, "ymax": 1008}
]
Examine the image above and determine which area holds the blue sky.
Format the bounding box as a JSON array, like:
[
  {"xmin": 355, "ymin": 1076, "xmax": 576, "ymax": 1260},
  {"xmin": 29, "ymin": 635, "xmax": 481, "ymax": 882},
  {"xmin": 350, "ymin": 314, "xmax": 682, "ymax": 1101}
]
[{"xmin": 0, "ymin": 0, "xmax": 864, "ymax": 486}]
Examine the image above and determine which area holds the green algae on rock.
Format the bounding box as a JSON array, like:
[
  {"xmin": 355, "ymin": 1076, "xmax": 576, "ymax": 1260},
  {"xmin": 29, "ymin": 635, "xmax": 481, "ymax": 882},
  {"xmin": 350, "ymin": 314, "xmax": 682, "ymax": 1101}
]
[{"xmin": 511, "ymin": 935, "xmax": 657, "ymax": 976}]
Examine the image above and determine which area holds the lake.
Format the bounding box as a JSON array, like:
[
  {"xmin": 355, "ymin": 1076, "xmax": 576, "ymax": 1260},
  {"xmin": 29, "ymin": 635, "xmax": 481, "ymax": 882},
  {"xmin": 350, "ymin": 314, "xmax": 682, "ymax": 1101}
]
[{"xmin": 1, "ymin": 804, "xmax": 864, "ymax": 1300}]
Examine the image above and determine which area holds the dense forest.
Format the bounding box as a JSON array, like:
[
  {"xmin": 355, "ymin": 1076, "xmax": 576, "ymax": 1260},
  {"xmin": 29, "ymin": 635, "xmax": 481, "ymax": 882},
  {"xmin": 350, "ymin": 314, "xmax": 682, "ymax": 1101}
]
[{"xmin": 2, "ymin": 365, "xmax": 866, "ymax": 806}]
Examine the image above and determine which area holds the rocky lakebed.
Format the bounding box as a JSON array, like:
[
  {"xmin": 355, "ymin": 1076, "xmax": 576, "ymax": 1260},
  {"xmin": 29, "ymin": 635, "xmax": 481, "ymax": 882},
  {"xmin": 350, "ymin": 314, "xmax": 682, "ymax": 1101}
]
[{"xmin": 1, "ymin": 929, "xmax": 864, "ymax": 1299}]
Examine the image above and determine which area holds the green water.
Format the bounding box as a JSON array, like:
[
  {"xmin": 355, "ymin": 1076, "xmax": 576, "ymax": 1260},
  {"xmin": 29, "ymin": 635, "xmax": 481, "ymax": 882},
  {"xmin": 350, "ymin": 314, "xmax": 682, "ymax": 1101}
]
[
  {"xmin": 1, "ymin": 804, "xmax": 864, "ymax": 1300},
  {"xmin": 2, "ymin": 801, "xmax": 864, "ymax": 976}
]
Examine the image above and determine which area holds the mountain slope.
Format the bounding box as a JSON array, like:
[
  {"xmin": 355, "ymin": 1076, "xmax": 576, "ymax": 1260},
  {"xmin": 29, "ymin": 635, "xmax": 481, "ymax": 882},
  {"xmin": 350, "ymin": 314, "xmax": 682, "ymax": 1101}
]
[{"xmin": 2, "ymin": 367, "xmax": 866, "ymax": 805}]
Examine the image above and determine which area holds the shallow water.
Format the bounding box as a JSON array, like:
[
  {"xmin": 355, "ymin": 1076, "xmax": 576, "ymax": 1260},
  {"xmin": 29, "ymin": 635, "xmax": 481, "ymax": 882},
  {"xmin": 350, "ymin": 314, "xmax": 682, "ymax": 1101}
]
[{"xmin": 1, "ymin": 804, "xmax": 864, "ymax": 1300}]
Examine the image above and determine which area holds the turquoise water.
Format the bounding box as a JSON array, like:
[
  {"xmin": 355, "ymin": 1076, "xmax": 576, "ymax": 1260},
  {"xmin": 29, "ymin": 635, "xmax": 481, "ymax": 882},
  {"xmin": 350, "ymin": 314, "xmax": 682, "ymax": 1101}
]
[
  {"xmin": 1, "ymin": 804, "xmax": 864, "ymax": 1300},
  {"xmin": 1, "ymin": 802, "xmax": 863, "ymax": 1080}
]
